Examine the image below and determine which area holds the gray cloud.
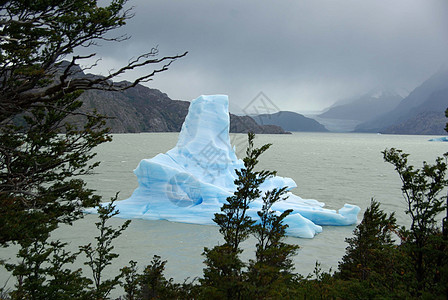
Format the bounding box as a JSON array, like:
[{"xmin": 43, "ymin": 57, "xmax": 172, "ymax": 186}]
[{"xmin": 83, "ymin": 0, "xmax": 448, "ymax": 113}]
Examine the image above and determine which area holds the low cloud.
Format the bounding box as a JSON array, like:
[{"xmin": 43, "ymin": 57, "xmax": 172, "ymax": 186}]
[{"xmin": 81, "ymin": 0, "xmax": 448, "ymax": 113}]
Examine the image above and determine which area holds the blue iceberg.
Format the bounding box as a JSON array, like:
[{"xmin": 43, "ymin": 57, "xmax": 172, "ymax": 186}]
[
  {"xmin": 429, "ymin": 136, "xmax": 448, "ymax": 142},
  {"xmin": 108, "ymin": 95, "xmax": 360, "ymax": 238}
]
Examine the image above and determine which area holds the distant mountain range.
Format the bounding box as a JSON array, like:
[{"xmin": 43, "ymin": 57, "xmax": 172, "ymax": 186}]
[
  {"xmin": 252, "ymin": 111, "xmax": 328, "ymax": 132},
  {"xmin": 318, "ymin": 90, "xmax": 403, "ymax": 122},
  {"xmin": 355, "ymin": 68, "xmax": 448, "ymax": 135},
  {"xmin": 69, "ymin": 68, "xmax": 288, "ymax": 134},
  {"xmin": 67, "ymin": 63, "xmax": 447, "ymax": 135},
  {"xmin": 312, "ymin": 68, "xmax": 447, "ymax": 135}
]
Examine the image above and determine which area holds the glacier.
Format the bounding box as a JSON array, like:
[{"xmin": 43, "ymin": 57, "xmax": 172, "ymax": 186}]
[{"xmin": 104, "ymin": 95, "xmax": 360, "ymax": 238}]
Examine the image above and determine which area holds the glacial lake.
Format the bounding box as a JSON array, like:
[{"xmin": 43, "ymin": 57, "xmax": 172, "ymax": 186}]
[{"xmin": 1, "ymin": 132, "xmax": 447, "ymax": 287}]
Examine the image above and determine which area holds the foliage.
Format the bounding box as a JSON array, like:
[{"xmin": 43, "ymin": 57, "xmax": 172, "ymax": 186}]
[
  {"xmin": 80, "ymin": 197, "xmax": 130, "ymax": 299},
  {"xmin": 201, "ymin": 132, "xmax": 274, "ymax": 298},
  {"xmin": 119, "ymin": 256, "xmax": 198, "ymax": 300},
  {"xmin": 0, "ymin": 1, "xmax": 185, "ymax": 298},
  {"xmin": 0, "ymin": 0, "xmax": 187, "ymax": 120},
  {"xmin": 294, "ymin": 132, "xmax": 448, "ymax": 299},
  {"xmin": 0, "ymin": 0, "xmax": 186, "ymax": 245},
  {"xmin": 383, "ymin": 148, "xmax": 448, "ymax": 294},
  {"xmin": 288, "ymin": 111, "xmax": 448, "ymax": 299},
  {"xmin": 291, "ymin": 262, "xmax": 338, "ymax": 299},
  {"xmin": 247, "ymin": 187, "xmax": 299, "ymax": 298},
  {"xmin": 1, "ymin": 196, "xmax": 133, "ymax": 300},
  {"xmin": 337, "ymin": 199, "xmax": 398, "ymax": 281},
  {"xmin": 0, "ymin": 92, "xmax": 106, "ymax": 298},
  {"xmin": 201, "ymin": 133, "xmax": 300, "ymax": 299},
  {"xmin": 0, "ymin": 91, "xmax": 109, "ymax": 245},
  {"xmin": 201, "ymin": 244, "xmax": 243, "ymax": 299},
  {"xmin": 120, "ymin": 260, "xmax": 140, "ymax": 300},
  {"xmin": 4, "ymin": 238, "xmax": 91, "ymax": 300},
  {"xmin": 214, "ymin": 132, "xmax": 275, "ymax": 252},
  {"xmin": 137, "ymin": 255, "xmax": 179, "ymax": 300},
  {"xmin": 334, "ymin": 199, "xmax": 413, "ymax": 298},
  {"xmin": 201, "ymin": 132, "xmax": 273, "ymax": 298}
]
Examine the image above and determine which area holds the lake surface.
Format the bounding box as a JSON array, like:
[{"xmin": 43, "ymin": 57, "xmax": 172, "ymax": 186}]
[{"xmin": 1, "ymin": 132, "xmax": 447, "ymax": 287}]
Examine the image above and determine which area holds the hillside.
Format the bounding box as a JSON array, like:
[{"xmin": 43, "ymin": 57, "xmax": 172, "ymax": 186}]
[
  {"xmin": 318, "ymin": 91, "xmax": 402, "ymax": 122},
  {"xmin": 252, "ymin": 111, "xmax": 328, "ymax": 132},
  {"xmin": 70, "ymin": 75, "xmax": 288, "ymax": 134},
  {"xmin": 381, "ymin": 111, "xmax": 446, "ymax": 135},
  {"xmin": 355, "ymin": 68, "xmax": 448, "ymax": 134},
  {"xmin": 380, "ymin": 88, "xmax": 448, "ymax": 135}
]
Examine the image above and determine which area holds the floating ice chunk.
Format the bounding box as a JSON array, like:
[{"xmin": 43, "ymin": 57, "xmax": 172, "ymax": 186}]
[
  {"xmin": 101, "ymin": 95, "xmax": 359, "ymax": 238},
  {"xmin": 429, "ymin": 136, "xmax": 448, "ymax": 142},
  {"xmin": 283, "ymin": 213, "xmax": 323, "ymax": 239}
]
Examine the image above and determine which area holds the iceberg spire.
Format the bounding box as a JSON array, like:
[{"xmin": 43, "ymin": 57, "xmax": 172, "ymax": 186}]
[{"xmin": 166, "ymin": 95, "xmax": 240, "ymax": 189}]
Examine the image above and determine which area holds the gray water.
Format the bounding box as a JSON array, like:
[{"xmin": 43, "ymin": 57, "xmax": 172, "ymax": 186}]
[{"xmin": 1, "ymin": 132, "xmax": 447, "ymax": 289}]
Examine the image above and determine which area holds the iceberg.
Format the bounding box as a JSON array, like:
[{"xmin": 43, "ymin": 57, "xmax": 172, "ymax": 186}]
[
  {"xmin": 107, "ymin": 95, "xmax": 360, "ymax": 238},
  {"xmin": 429, "ymin": 136, "xmax": 448, "ymax": 142}
]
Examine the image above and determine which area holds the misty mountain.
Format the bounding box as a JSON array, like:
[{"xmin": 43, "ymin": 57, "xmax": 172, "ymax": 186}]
[
  {"xmin": 318, "ymin": 90, "xmax": 403, "ymax": 122},
  {"xmin": 252, "ymin": 111, "xmax": 328, "ymax": 132},
  {"xmin": 355, "ymin": 68, "xmax": 448, "ymax": 134},
  {"xmin": 73, "ymin": 76, "xmax": 288, "ymax": 134}
]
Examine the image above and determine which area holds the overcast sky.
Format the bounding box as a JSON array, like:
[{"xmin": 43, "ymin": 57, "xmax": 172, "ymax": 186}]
[{"xmin": 84, "ymin": 0, "xmax": 448, "ymax": 114}]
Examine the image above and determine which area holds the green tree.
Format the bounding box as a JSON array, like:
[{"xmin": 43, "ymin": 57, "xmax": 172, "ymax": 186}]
[
  {"xmin": 80, "ymin": 197, "xmax": 131, "ymax": 299},
  {"xmin": 337, "ymin": 199, "xmax": 398, "ymax": 281},
  {"xmin": 4, "ymin": 238, "xmax": 91, "ymax": 299},
  {"xmin": 201, "ymin": 132, "xmax": 275, "ymax": 299},
  {"xmin": 201, "ymin": 133, "xmax": 300, "ymax": 299},
  {"xmin": 137, "ymin": 255, "xmax": 178, "ymax": 300},
  {"xmin": 247, "ymin": 187, "xmax": 299, "ymax": 298},
  {"xmin": 4, "ymin": 196, "xmax": 131, "ymax": 300},
  {"xmin": 0, "ymin": 0, "xmax": 186, "ymax": 245},
  {"xmin": 332, "ymin": 199, "xmax": 412, "ymax": 298},
  {"xmin": 214, "ymin": 133, "xmax": 274, "ymax": 253},
  {"xmin": 120, "ymin": 255, "xmax": 197, "ymax": 300},
  {"xmin": 0, "ymin": 0, "xmax": 186, "ymax": 298},
  {"xmin": 0, "ymin": 0, "xmax": 187, "ymax": 120},
  {"xmin": 120, "ymin": 260, "xmax": 140, "ymax": 300},
  {"xmin": 383, "ymin": 148, "xmax": 448, "ymax": 295}
]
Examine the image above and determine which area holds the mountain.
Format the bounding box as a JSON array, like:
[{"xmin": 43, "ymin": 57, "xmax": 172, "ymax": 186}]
[
  {"xmin": 252, "ymin": 111, "xmax": 328, "ymax": 132},
  {"xmin": 381, "ymin": 111, "xmax": 446, "ymax": 135},
  {"xmin": 73, "ymin": 77, "xmax": 288, "ymax": 134},
  {"xmin": 318, "ymin": 90, "xmax": 403, "ymax": 122},
  {"xmin": 75, "ymin": 85, "xmax": 188, "ymax": 132},
  {"xmin": 380, "ymin": 88, "xmax": 448, "ymax": 135},
  {"xmin": 229, "ymin": 114, "xmax": 288, "ymax": 134},
  {"xmin": 355, "ymin": 68, "xmax": 448, "ymax": 134}
]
